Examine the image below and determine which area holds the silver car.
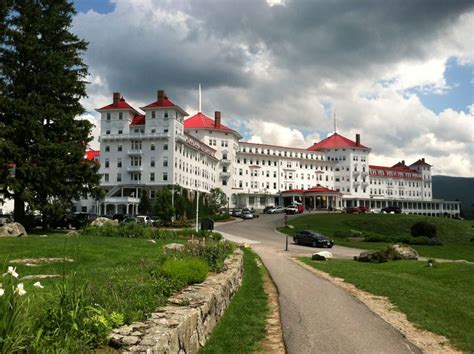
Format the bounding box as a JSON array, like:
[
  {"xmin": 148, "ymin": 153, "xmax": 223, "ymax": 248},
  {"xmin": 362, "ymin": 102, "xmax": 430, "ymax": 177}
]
[{"xmin": 240, "ymin": 210, "xmax": 254, "ymax": 219}]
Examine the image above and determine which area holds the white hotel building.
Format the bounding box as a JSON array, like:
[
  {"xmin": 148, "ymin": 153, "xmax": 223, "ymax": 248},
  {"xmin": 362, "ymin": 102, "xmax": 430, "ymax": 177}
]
[{"xmin": 77, "ymin": 90, "xmax": 460, "ymax": 218}]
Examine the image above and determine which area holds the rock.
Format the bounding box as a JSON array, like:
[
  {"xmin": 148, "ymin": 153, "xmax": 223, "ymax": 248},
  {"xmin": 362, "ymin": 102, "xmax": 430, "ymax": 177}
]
[
  {"xmin": 148, "ymin": 239, "xmax": 157, "ymax": 244},
  {"xmin": 355, "ymin": 244, "xmax": 418, "ymax": 263},
  {"xmin": 21, "ymin": 274, "xmax": 61, "ymax": 280},
  {"xmin": 390, "ymin": 244, "xmax": 418, "ymax": 260},
  {"xmin": 90, "ymin": 217, "xmax": 118, "ymax": 227},
  {"xmin": 163, "ymin": 243, "xmax": 185, "ymax": 252},
  {"xmin": 312, "ymin": 251, "xmax": 333, "ymax": 261},
  {"xmin": 0, "ymin": 222, "xmax": 27, "ymax": 237}
]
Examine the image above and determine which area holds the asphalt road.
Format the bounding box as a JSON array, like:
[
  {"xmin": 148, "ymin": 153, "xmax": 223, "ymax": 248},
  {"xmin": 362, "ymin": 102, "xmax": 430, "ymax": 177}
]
[{"xmin": 216, "ymin": 214, "xmax": 421, "ymax": 354}]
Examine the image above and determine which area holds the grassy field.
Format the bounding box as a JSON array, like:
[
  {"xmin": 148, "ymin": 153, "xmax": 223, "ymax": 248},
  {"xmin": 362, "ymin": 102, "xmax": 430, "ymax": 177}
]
[
  {"xmin": 280, "ymin": 213, "xmax": 474, "ymax": 260},
  {"xmin": 200, "ymin": 248, "xmax": 269, "ymax": 353},
  {"xmin": 299, "ymin": 258, "xmax": 474, "ymax": 352}
]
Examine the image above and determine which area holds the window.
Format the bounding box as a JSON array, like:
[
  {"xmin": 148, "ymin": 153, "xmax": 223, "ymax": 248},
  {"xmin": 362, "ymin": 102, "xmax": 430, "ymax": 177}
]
[
  {"xmin": 151, "ymin": 128, "xmax": 156, "ymax": 133},
  {"xmin": 151, "ymin": 158, "xmax": 155, "ymax": 167},
  {"xmin": 164, "ymin": 112, "xmax": 169, "ymax": 118},
  {"xmin": 222, "ymin": 179, "xmax": 227, "ymax": 186},
  {"xmin": 150, "ymin": 173, "xmax": 155, "ymax": 182},
  {"xmin": 119, "ymin": 112, "xmax": 123, "ymax": 120},
  {"xmin": 163, "ymin": 157, "xmax": 168, "ymax": 167},
  {"xmin": 152, "ymin": 111, "xmax": 156, "ymax": 118},
  {"xmin": 105, "ymin": 145, "xmax": 110, "ymax": 152},
  {"xmin": 117, "ymin": 158, "xmax": 122, "ymax": 168},
  {"xmin": 106, "ymin": 113, "xmax": 111, "ymax": 121},
  {"xmin": 106, "ymin": 129, "xmax": 110, "ymax": 135},
  {"xmin": 117, "ymin": 145, "xmax": 122, "ymax": 152},
  {"xmin": 118, "ymin": 129, "xmax": 122, "ymax": 135},
  {"xmin": 104, "ymin": 173, "xmax": 109, "ymax": 182},
  {"xmin": 117, "ymin": 173, "xmax": 121, "ymax": 182},
  {"xmin": 164, "ymin": 144, "xmax": 168, "ymax": 151},
  {"xmin": 104, "ymin": 159, "xmax": 109, "ymax": 168},
  {"xmin": 163, "ymin": 172, "xmax": 168, "ymax": 181}
]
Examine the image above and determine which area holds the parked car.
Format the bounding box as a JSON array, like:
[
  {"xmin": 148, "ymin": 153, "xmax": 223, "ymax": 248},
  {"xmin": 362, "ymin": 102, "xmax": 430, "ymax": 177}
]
[
  {"xmin": 112, "ymin": 214, "xmax": 129, "ymax": 222},
  {"xmin": 381, "ymin": 206, "xmax": 402, "ymax": 214},
  {"xmin": 150, "ymin": 216, "xmax": 161, "ymax": 227},
  {"xmin": 344, "ymin": 206, "xmax": 369, "ymax": 214},
  {"xmin": 240, "ymin": 210, "xmax": 254, "ymax": 219},
  {"xmin": 231, "ymin": 208, "xmax": 243, "ymax": 217},
  {"xmin": 123, "ymin": 216, "xmax": 137, "ymax": 223},
  {"xmin": 293, "ymin": 230, "xmax": 334, "ymax": 248},
  {"xmin": 70, "ymin": 212, "xmax": 97, "ymax": 229},
  {"xmin": 267, "ymin": 206, "xmax": 286, "ymax": 214},
  {"xmin": 136, "ymin": 215, "xmax": 153, "ymax": 225},
  {"xmin": 250, "ymin": 208, "xmax": 259, "ymax": 218},
  {"xmin": 285, "ymin": 205, "xmax": 299, "ymax": 215},
  {"xmin": 263, "ymin": 206, "xmax": 275, "ymax": 214}
]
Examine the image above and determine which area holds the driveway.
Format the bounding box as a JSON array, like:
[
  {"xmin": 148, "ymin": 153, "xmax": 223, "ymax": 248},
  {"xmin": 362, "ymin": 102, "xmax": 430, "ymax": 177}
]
[{"xmin": 216, "ymin": 214, "xmax": 420, "ymax": 354}]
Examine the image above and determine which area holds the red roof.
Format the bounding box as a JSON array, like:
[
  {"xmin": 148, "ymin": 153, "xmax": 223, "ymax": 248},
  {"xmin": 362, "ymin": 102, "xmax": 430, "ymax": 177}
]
[
  {"xmin": 281, "ymin": 185, "xmax": 341, "ymax": 194},
  {"xmin": 369, "ymin": 165, "xmax": 421, "ymax": 179},
  {"xmin": 184, "ymin": 112, "xmax": 242, "ymax": 138},
  {"xmin": 392, "ymin": 161, "xmax": 408, "ymax": 168},
  {"xmin": 98, "ymin": 97, "xmax": 140, "ymax": 114},
  {"xmin": 130, "ymin": 114, "xmax": 145, "ymax": 125},
  {"xmin": 142, "ymin": 94, "xmax": 177, "ymax": 109},
  {"xmin": 84, "ymin": 150, "xmax": 100, "ymax": 161},
  {"xmin": 307, "ymin": 133, "xmax": 369, "ymax": 151},
  {"xmin": 410, "ymin": 158, "xmax": 431, "ymax": 167}
]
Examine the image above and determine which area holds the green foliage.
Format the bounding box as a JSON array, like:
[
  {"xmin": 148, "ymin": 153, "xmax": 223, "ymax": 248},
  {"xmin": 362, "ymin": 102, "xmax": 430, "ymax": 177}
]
[
  {"xmin": 210, "ymin": 213, "xmax": 232, "ymax": 222},
  {"xmin": 0, "ymin": 1, "xmax": 101, "ymax": 226},
  {"xmin": 0, "ymin": 265, "xmax": 30, "ymax": 353},
  {"xmin": 153, "ymin": 188, "xmax": 175, "ymax": 222},
  {"xmin": 33, "ymin": 276, "xmax": 123, "ymax": 351},
  {"xmin": 81, "ymin": 223, "xmax": 176, "ymax": 239},
  {"xmin": 138, "ymin": 190, "xmax": 152, "ymax": 215},
  {"xmin": 301, "ymin": 258, "xmax": 474, "ymax": 352},
  {"xmin": 411, "ymin": 221, "xmax": 437, "ymax": 238},
  {"xmin": 161, "ymin": 258, "xmax": 209, "ymax": 285},
  {"xmin": 201, "ymin": 249, "xmax": 268, "ymax": 353},
  {"xmin": 183, "ymin": 240, "xmax": 235, "ymax": 272},
  {"xmin": 209, "ymin": 188, "xmax": 228, "ymax": 215}
]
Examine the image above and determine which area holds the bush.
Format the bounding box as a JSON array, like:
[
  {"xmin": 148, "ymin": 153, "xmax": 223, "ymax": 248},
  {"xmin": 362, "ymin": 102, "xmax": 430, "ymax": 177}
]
[
  {"xmin": 183, "ymin": 240, "xmax": 234, "ymax": 272},
  {"xmin": 81, "ymin": 223, "xmax": 176, "ymax": 240},
  {"xmin": 411, "ymin": 221, "xmax": 437, "ymax": 238},
  {"xmin": 161, "ymin": 258, "xmax": 209, "ymax": 285}
]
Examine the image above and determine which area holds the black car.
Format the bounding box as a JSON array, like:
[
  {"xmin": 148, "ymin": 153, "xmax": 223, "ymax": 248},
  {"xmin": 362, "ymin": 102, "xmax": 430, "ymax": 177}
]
[
  {"xmin": 381, "ymin": 206, "xmax": 402, "ymax": 214},
  {"xmin": 293, "ymin": 230, "xmax": 334, "ymax": 248}
]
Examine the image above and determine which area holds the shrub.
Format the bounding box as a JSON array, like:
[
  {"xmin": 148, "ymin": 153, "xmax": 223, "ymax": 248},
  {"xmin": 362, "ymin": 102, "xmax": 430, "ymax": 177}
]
[
  {"xmin": 81, "ymin": 223, "xmax": 176, "ymax": 240},
  {"xmin": 411, "ymin": 221, "xmax": 437, "ymax": 238},
  {"xmin": 161, "ymin": 258, "xmax": 209, "ymax": 285},
  {"xmin": 183, "ymin": 240, "xmax": 234, "ymax": 272}
]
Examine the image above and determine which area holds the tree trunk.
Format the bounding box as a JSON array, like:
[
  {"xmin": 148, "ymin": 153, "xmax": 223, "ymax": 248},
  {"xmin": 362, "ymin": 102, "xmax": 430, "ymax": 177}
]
[{"xmin": 13, "ymin": 194, "xmax": 25, "ymax": 225}]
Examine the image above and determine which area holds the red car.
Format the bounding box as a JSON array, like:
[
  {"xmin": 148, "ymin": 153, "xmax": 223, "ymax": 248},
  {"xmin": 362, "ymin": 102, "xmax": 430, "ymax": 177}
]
[{"xmin": 344, "ymin": 206, "xmax": 369, "ymax": 214}]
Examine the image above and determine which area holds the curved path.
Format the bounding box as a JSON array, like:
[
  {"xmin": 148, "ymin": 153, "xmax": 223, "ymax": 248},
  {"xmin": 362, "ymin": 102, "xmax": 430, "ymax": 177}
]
[{"xmin": 216, "ymin": 214, "xmax": 420, "ymax": 354}]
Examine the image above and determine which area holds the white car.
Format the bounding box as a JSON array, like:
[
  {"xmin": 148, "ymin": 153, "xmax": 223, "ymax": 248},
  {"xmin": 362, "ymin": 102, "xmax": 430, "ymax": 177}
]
[
  {"xmin": 136, "ymin": 215, "xmax": 153, "ymax": 225},
  {"xmin": 268, "ymin": 206, "xmax": 286, "ymax": 214}
]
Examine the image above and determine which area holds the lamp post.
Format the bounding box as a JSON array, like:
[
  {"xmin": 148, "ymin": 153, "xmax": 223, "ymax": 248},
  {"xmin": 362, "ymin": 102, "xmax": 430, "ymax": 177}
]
[{"xmin": 195, "ymin": 189, "xmax": 200, "ymax": 232}]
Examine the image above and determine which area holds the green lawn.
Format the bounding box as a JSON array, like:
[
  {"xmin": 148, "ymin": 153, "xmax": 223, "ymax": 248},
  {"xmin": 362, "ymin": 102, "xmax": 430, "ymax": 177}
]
[
  {"xmin": 299, "ymin": 258, "xmax": 474, "ymax": 352},
  {"xmin": 280, "ymin": 213, "xmax": 474, "ymax": 260},
  {"xmin": 200, "ymin": 248, "xmax": 268, "ymax": 353}
]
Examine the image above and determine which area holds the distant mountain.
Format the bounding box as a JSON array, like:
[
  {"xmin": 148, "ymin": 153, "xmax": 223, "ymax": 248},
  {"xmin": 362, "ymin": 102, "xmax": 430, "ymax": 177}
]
[{"xmin": 432, "ymin": 175, "xmax": 474, "ymax": 220}]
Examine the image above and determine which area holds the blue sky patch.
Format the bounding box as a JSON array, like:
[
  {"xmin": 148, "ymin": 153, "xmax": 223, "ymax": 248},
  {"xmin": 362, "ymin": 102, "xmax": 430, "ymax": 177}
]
[{"xmin": 73, "ymin": 0, "xmax": 115, "ymax": 14}]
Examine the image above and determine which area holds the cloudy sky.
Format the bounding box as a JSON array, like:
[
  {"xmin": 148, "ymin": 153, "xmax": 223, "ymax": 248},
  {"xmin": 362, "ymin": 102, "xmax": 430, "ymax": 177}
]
[{"xmin": 72, "ymin": 0, "xmax": 473, "ymax": 177}]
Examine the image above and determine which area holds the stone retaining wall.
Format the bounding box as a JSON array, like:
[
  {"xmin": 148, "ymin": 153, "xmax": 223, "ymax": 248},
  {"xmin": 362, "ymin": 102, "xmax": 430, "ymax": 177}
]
[{"xmin": 109, "ymin": 249, "xmax": 244, "ymax": 353}]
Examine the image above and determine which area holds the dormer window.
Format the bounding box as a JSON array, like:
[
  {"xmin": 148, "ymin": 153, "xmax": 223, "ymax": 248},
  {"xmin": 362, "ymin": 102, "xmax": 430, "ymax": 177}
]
[
  {"xmin": 106, "ymin": 113, "xmax": 111, "ymax": 121},
  {"xmin": 119, "ymin": 112, "xmax": 123, "ymax": 120},
  {"xmin": 164, "ymin": 111, "xmax": 169, "ymax": 119},
  {"xmin": 152, "ymin": 111, "xmax": 156, "ymax": 119},
  {"xmin": 118, "ymin": 129, "xmax": 122, "ymax": 134}
]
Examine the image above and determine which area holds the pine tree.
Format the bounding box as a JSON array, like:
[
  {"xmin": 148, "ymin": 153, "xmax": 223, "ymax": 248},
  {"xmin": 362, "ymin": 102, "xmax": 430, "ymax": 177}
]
[
  {"xmin": 138, "ymin": 189, "xmax": 151, "ymax": 215},
  {"xmin": 0, "ymin": 1, "xmax": 101, "ymax": 227}
]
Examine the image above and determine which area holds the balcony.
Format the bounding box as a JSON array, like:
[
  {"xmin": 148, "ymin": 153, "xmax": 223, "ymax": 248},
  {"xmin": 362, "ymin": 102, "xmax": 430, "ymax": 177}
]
[
  {"xmin": 127, "ymin": 166, "xmax": 143, "ymax": 172},
  {"xmin": 353, "ymin": 181, "xmax": 360, "ymax": 187},
  {"xmin": 220, "ymin": 171, "xmax": 231, "ymax": 179},
  {"xmin": 361, "ymin": 171, "xmax": 368, "ymax": 177},
  {"xmin": 353, "ymin": 170, "xmax": 361, "ymax": 177},
  {"xmin": 101, "ymin": 132, "xmax": 169, "ymax": 141},
  {"xmin": 127, "ymin": 149, "xmax": 143, "ymax": 155},
  {"xmin": 221, "ymin": 159, "xmax": 231, "ymax": 166},
  {"xmin": 175, "ymin": 134, "xmax": 186, "ymax": 144},
  {"xmin": 361, "ymin": 181, "xmax": 369, "ymax": 187}
]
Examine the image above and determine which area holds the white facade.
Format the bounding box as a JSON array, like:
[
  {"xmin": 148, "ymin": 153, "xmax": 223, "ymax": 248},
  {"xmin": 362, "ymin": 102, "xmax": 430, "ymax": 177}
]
[{"xmin": 85, "ymin": 90, "xmax": 460, "ymax": 218}]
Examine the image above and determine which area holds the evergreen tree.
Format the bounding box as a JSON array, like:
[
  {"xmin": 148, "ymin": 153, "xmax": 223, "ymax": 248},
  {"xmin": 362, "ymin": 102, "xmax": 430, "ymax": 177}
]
[
  {"xmin": 0, "ymin": 1, "xmax": 100, "ymax": 227},
  {"xmin": 138, "ymin": 189, "xmax": 151, "ymax": 215},
  {"xmin": 153, "ymin": 188, "xmax": 175, "ymax": 223},
  {"xmin": 209, "ymin": 188, "xmax": 228, "ymax": 215}
]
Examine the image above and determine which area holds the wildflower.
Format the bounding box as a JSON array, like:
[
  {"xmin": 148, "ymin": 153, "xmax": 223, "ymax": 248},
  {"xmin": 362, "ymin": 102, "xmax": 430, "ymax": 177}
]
[
  {"xmin": 33, "ymin": 281, "xmax": 44, "ymax": 289},
  {"xmin": 14, "ymin": 283, "xmax": 26, "ymax": 296},
  {"xmin": 3, "ymin": 266, "xmax": 19, "ymax": 278}
]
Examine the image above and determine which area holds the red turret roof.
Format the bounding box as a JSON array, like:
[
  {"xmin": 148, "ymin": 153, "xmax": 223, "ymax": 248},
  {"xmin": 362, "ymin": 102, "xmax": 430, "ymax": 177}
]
[
  {"xmin": 130, "ymin": 114, "xmax": 145, "ymax": 125},
  {"xmin": 97, "ymin": 97, "xmax": 140, "ymax": 114},
  {"xmin": 142, "ymin": 94, "xmax": 177, "ymax": 109},
  {"xmin": 184, "ymin": 112, "xmax": 242, "ymax": 138},
  {"xmin": 306, "ymin": 133, "xmax": 369, "ymax": 151},
  {"xmin": 410, "ymin": 158, "xmax": 431, "ymax": 167}
]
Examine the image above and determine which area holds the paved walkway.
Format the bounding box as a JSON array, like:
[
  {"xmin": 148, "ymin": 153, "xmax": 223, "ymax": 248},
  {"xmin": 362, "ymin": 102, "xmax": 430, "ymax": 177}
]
[{"xmin": 216, "ymin": 215, "xmax": 421, "ymax": 354}]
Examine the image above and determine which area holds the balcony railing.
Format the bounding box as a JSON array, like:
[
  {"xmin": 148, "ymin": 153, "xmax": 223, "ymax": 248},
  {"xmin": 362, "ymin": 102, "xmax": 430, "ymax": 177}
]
[
  {"xmin": 127, "ymin": 166, "xmax": 143, "ymax": 172},
  {"xmin": 221, "ymin": 159, "xmax": 231, "ymax": 166},
  {"xmin": 102, "ymin": 132, "xmax": 169, "ymax": 141},
  {"xmin": 127, "ymin": 149, "xmax": 143, "ymax": 155},
  {"xmin": 219, "ymin": 171, "xmax": 231, "ymax": 178}
]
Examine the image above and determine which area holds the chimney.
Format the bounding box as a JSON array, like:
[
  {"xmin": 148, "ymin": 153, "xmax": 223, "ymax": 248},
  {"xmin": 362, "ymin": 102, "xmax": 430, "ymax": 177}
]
[
  {"xmin": 215, "ymin": 111, "xmax": 221, "ymax": 128},
  {"xmin": 113, "ymin": 92, "xmax": 120, "ymax": 105},
  {"xmin": 422, "ymin": 158, "xmax": 425, "ymax": 162},
  {"xmin": 402, "ymin": 160, "xmax": 405, "ymax": 166},
  {"xmin": 157, "ymin": 90, "xmax": 164, "ymax": 105},
  {"xmin": 356, "ymin": 134, "xmax": 360, "ymax": 145}
]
